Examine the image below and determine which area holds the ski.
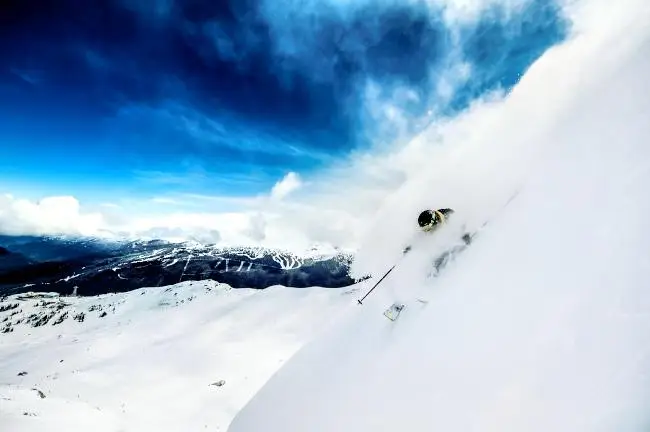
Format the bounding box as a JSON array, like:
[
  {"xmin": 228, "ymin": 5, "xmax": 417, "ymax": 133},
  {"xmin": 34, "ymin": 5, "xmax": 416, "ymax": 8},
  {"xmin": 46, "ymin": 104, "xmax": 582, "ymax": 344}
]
[{"xmin": 383, "ymin": 303, "xmax": 404, "ymax": 321}]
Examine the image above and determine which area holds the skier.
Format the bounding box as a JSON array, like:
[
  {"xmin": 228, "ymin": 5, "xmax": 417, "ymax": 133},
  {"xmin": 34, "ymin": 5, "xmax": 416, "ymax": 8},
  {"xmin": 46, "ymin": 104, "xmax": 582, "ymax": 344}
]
[
  {"xmin": 358, "ymin": 207, "xmax": 467, "ymax": 309},
  {"xmin": 383, "ymin": 208, "xmax": 458, "ymax": 319},
  {"xmin": 417, "ymin": 208, "xmax": 455, "ymax": 232},
  {"xmin": 403, "ymin": 207, "xmax": 471, "ymax": 257},
  {"xmin": 403, "ymin": 208, "xmax": 458, "ymax": 254}
]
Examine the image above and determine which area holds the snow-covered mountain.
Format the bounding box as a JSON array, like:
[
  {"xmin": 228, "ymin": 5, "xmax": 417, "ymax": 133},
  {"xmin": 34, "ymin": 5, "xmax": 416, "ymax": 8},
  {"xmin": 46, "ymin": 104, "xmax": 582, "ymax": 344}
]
[
  {"xmin": 0, "ymin": 235, "xmax": 355, "ymax": 297},
  {"xmin": 0, "ymin": 280, "xmax": 364, "ymax": 431}
]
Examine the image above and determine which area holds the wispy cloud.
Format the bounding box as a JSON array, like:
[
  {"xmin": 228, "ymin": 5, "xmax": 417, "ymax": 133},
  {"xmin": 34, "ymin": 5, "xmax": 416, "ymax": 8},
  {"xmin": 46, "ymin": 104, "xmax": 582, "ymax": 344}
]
[
  {"xmin": 270, "ymin": 172, "xmax": 302, "ymax": 200},
  {"xmin": 117, "ymin": 102, "xmax": 336, "ymax": 162},
  {"xmin": 132, "ymin": 168, "xmax": 209, "ymax": 187},
  {"xmin": 150, "ymin": 197, "xmax": 183, "ymax": 205},
  {"xmin": 10, "ymin": 69, "xmax": 44, "ymax": 85}
]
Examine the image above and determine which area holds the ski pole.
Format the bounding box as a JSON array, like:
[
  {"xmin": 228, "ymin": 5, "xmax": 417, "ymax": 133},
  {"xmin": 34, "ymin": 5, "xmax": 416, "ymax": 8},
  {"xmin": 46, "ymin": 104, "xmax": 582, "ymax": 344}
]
[
  {"xmin": 356, "ymin": 242, "xmax": 416, "ymax": 305},
  {"xmin": 357, "ymin": 263, "xmax": 396, "ymax": 305}
]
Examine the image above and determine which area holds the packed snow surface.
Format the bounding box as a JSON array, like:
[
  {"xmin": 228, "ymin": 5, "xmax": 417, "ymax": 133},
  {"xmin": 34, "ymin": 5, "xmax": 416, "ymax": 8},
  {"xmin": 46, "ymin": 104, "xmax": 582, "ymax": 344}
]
[
  {"xmin": 228, "ymin": 1, "xmax": 650, "ymax": 431},
  {"xmin": 0, "ymin": 281, "xmax": 359, "ymax": 431}
]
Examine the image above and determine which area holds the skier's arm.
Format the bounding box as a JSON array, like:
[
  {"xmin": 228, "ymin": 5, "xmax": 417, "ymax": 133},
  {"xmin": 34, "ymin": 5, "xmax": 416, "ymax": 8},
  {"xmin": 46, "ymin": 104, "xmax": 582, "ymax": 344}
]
[{"xmin": 438, "ymin": 208, "xmax": 455, "ymax": 217}]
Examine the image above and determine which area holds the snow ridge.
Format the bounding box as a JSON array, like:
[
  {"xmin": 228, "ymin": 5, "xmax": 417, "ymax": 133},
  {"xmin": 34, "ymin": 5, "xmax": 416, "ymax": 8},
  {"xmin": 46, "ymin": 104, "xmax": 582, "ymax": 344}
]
[{"xmin": 0, "ymin": 280, "xmax": 356, "ymax": 431}]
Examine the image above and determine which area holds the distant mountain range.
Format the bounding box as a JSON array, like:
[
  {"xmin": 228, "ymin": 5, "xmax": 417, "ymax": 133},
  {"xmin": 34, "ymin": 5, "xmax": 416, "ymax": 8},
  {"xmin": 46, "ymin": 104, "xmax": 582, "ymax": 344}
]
[{"xmin": 0, "ymin": 235, "xmax": 358, "ymax": 297}]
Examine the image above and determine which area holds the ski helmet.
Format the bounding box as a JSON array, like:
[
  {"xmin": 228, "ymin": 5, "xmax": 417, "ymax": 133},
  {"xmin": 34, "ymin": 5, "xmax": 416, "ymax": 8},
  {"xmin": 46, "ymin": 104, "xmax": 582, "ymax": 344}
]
[{"xmin": 418, "ymin": 209, "xmax": 442, "ymax": 231}]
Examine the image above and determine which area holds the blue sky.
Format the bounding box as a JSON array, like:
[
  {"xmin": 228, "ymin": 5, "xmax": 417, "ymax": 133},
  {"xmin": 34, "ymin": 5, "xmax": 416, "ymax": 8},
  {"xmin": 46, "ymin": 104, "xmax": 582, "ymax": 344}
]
[{"xmin": 0, "ymin": 0, "xmax": 568, "ymax": 209}]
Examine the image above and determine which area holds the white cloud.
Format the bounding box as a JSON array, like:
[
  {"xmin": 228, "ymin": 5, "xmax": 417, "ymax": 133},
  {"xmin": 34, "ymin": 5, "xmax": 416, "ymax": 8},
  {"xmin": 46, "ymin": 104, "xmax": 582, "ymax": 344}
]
[
  {"xmin": 150, "ymin": 197, "xmax": 183, "ymax": 205},
  {"xmin": 246, "ymin": 212, "xmax": 268, "ymax": 242},
  {"xmin": 433, "ymin": 0, "xmax": 532, "ymax": 24},
  {"xmin": 0, "ymin": 194, "xmax": 107, "ymax": 237},
  {"xmin": 270, "ymin": 172, "xmax": 302, "ymax": 200},
  {"xmin": 258, "ymin": 0, "xmax": 549, "ymax": 142}
]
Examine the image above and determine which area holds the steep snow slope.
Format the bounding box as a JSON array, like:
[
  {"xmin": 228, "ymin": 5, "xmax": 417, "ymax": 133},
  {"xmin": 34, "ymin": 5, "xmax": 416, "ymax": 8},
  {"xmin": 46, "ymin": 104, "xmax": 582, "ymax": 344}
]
[
  {"xmin": 228, "ymin": 2, "xmax": 650, "ymax": 432},
  {"xmin": 0, "ymin": 281, "xmax": 361, "ymax": 431}
]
